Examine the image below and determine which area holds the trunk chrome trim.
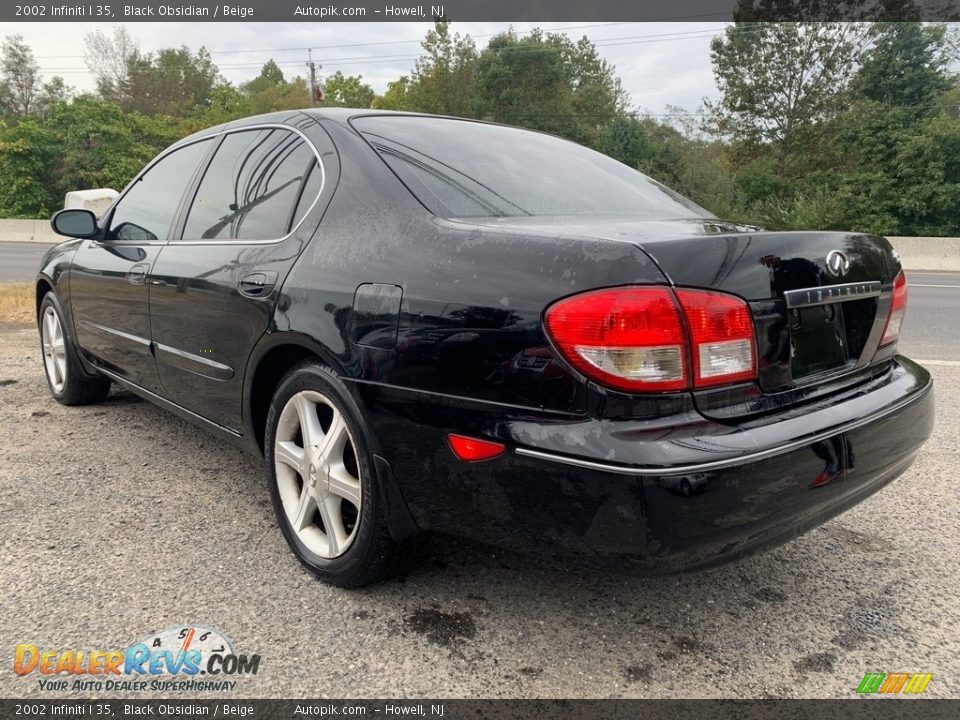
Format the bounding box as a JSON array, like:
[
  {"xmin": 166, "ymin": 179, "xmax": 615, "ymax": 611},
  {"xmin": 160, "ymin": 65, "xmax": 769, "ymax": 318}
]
[
  {"xmin": 515, "ymin": 380, "xmax": 931, "ymax": 477},
  {"xmin": 783, "ymin": 281, "xmax": 881, "ymax": 309}
]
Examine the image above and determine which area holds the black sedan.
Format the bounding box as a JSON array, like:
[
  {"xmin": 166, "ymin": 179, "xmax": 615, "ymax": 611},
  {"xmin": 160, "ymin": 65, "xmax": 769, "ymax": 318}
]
[{"xmin": 37, "ymin": 109, "xmax": 934, "ymax": 587}]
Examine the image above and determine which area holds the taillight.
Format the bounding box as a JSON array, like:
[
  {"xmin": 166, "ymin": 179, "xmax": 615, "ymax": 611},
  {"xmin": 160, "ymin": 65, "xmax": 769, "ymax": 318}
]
[
  {"xmin": 880, "ymin": 270, "xmax": 907, "ymax": 346},
  {"xmin": 675, "ymin": 289, "xmax": 756, "ymax": 387},
  {"xmin": 544, "ymin": 286, "xmax": 756, "ymax": 393}
]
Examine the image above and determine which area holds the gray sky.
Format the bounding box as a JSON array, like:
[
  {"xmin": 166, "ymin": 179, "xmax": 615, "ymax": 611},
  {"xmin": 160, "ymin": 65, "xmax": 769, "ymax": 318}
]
[{"xmin": 3, "ymin": 22, "xmax": 724, "ymax": 116}]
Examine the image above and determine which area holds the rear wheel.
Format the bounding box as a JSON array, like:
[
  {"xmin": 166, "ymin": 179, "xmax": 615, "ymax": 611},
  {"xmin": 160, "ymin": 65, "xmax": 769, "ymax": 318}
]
[
  {"xmin": 39, "ymin": 293, "xmax": 110, "ymax": 405},
  {"xmin": 264, "ymin": 361, "xmax": 419, "ymax": 587}
]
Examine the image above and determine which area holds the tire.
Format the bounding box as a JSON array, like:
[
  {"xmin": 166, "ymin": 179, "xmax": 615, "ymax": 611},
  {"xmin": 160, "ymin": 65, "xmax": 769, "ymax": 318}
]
[
  {"xmin": 38, "ymin": 292, "xmax": 111, "ymax": 406},
  {"xmin": 264, "ymin": 360, "xmax": 420, "ymax": 587}
]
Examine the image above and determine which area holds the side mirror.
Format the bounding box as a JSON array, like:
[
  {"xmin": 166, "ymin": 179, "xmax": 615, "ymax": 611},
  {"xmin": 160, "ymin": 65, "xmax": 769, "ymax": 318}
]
[{"xmin": 50, "ymin": 208, "xmax": 99, "ymax": 239}]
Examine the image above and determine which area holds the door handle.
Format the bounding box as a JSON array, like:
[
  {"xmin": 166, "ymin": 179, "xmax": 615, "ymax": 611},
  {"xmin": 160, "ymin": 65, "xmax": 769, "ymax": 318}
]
[
  {"xmin": 126, "ymin": 263, "xmax": 150, "ymax": 285},
  {"xmin": 238, "ymin": 271, "xmax": 277, "ymax": 298}
]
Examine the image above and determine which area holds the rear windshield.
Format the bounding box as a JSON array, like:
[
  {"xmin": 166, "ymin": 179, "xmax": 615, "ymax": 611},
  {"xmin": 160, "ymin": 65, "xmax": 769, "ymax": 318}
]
[{"xmin": 352, "ymin": 115, "xmax": 712, "ymax": 220}]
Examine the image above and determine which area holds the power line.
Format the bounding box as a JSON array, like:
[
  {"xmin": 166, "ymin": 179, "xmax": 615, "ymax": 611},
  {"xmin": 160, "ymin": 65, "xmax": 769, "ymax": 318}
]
[
  {"xmin": 37, "ymin": 24, "xmax": 741, "ymax": 75},
  {"xmin": 31, "ymin": 22, "xmax": 643, "ymax": 60}
]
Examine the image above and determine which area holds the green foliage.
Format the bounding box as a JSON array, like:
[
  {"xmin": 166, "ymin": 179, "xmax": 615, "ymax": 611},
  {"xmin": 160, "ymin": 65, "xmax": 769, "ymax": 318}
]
[
  {"xmin": 475, "ymin": 29, "xmax": 626, "ymax": 148},
  {"xmin": 372, "ymin": 77, "xmax": 411, "ymax": 110},
  {"xmin": 123, "ymin": 46, "xmax": 221, "ymax": 116},
  {"xmin": 242, "ymin": 60, "xmax": 286, "ymax": 95},
  {"xmin": 0, "ymin": 119, "xmax": 58, "ymax": 217},
  {"xmin": 321, "ymin": 71, "xmax": 376, "ymax": 109},
  {"xmin": 44, "ymin": 96, "xmax": 181, "ymax": 198},
  {"xmin": 406, "ymin": 21, "xmax": 478, "ymax": 117},
  {"xmin": 707, "ymin": 22, "xmax": 862, "ymax": 172}
]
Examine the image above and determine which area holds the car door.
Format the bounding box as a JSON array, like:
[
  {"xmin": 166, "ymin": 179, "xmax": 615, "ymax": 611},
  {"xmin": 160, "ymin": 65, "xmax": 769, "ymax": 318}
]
[
  {"xmin": 70, "ymin": 138, "xmax": 214, "ymax": 392},
  {"xmin": 147, "ymin": 123, "xmax": 327, "ymax": 431}
]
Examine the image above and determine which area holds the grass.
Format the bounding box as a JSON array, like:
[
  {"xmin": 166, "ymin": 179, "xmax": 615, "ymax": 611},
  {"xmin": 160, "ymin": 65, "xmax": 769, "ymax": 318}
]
[{"xmin": 0, "ymin": 282, "xmax": 35, "ymax": 325}]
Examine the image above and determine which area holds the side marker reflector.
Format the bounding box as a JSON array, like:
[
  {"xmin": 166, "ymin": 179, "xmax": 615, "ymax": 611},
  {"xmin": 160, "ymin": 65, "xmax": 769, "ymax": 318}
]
[{"xmin": 447, "ymin": 434, "xmax": 505, "ymax": 462}]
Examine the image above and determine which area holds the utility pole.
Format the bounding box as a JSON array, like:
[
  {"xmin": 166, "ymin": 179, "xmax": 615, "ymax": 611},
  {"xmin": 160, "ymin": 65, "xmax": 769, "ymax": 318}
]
[
  {"xmin": 306, "ymin": 50, "xmax": 324, "ymax": 106},
  {"xmin": 307, "ymin": 49, "xmax": 317, "ymax": 107}
]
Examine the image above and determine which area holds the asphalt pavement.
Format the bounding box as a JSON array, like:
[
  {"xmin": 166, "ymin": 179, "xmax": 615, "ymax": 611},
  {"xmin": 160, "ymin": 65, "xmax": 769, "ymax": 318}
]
[{"xmin": 0, "ymin": 242, "xmax": 53, "ymax": 282}]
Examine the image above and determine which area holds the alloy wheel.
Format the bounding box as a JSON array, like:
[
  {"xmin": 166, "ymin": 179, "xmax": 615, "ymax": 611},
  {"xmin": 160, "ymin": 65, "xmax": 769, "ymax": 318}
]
[
  {"xmin": 41, "ymin": 306, "xmax": 67, "ymax": 394},
  {"xmin": 274, "ymin": 390, "xmax": 363, "ymax": 558}
]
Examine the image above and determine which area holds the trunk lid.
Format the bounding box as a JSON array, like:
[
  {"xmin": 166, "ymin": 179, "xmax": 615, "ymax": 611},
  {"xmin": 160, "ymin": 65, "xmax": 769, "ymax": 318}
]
[{"xmin": 455, "ymin": 216, "xmax": 901, "ymax": 412}]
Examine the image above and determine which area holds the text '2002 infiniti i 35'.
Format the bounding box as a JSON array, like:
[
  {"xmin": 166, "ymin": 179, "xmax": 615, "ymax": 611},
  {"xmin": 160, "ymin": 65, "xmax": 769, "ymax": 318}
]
[{"xmin": 38, "ymin": 109, "xmax": 933, "ymax": 586}]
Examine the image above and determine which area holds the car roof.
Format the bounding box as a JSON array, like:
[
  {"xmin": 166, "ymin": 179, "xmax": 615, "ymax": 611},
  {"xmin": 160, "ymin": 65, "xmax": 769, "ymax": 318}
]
[{"xmin": 174, "ymin": 108, "xmax": 481, "ymax": 147}]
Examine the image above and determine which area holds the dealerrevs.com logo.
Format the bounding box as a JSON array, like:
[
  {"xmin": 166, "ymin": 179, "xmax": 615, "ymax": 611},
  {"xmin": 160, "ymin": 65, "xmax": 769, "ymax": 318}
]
[{"xmin": 13, "ymin": 625, "xmax": 261, "ymax": 692}]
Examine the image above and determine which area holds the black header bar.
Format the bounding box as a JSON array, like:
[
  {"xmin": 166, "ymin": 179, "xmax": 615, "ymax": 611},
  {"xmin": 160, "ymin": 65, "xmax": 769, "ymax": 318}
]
[{"xmin": 2, "ymin": 0, "xmax": 959, "ymax": 23}]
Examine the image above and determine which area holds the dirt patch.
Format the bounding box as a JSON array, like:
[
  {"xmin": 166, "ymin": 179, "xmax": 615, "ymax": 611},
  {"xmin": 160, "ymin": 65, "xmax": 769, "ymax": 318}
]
[
  {"xmin": 793, "ymin": 652, "xmax": 837, "ymax": 674},
  {"xmin": 623, "ymin": 663, "xmax": 653, "ymax": 684},
  {"xmin": 824, "ymin": 524, "xmax": 891, "ymax": 553},
  {"xmin": 832, "ymin": 583, "xmax": 904, "ymax": 650},
  {"xmin": 753, "ymin": 587, "xmax": 788, "ymax": 603},
  {"xmin": 404, "ymin": 607, "xmax": 477, "ymax": 647}
]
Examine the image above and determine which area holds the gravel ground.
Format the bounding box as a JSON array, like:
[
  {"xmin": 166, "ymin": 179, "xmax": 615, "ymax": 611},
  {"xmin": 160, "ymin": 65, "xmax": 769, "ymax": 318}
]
[{"xmin": 1, "ymin": 321, "xmax": 958, "ymax": 699}]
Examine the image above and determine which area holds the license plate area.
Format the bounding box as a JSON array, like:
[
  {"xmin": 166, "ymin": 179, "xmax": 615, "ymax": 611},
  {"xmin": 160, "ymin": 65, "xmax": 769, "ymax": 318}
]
[
  {"xmin": 790, "ymin": 304, "xmax": 849, "ymax": 379},
  {"xmin": 783, "ymin": 281, "xmax": 881, "ymax": 382}
]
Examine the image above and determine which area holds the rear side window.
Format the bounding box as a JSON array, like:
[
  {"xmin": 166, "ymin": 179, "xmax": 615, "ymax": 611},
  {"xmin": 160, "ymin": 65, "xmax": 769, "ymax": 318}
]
[
  {"xmin": 353, "ymin": 115, "xmax": 711, "ymax": 219},
  {"xmin": 108, "ymin": 139, "xmax": 212, "ymax": 242},
  {"xmin": 182, "ymin": 128, "xmax": 318, "ymax": 241}
]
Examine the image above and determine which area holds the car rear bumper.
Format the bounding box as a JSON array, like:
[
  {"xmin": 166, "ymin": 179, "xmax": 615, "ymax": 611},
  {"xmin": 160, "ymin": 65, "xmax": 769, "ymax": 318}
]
[{"xmin": 357, "ymin": 356, "xmax": 934, "ymax": 569}]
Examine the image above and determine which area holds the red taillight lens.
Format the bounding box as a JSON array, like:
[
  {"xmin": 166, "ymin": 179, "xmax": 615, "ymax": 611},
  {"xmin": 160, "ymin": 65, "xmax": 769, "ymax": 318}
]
[
  {"xmin": 544, "ymin": 286, "xmax": 757, "ymax": 393},
  {"xmin": 447, "ymin": 434, "xmax": 505, "ymax": 462},
  {"xmin": 675, "ymin": 289, "xmax": 757, "ymax": 387},
  {"xmin": 543, "ymin": 287, "xmax": 688, "ymax": 392},
  {"xmin": 880, "ymin": 270, "xmax": 907, "ymax": 346}
]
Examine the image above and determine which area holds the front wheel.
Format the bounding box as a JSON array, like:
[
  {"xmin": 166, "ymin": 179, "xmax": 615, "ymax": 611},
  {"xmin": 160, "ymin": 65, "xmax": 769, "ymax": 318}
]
[
  {"xmin": 264, "ymin": 361, "xmax": 420, "ymax": 587},
  {"xmin": 39, "ymin": 292, "xmax": 110, "ymax": 405}
]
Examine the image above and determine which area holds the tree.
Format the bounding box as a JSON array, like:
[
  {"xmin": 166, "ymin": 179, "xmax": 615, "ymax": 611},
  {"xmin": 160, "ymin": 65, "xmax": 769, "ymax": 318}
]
[
  {"xmin": 706, "ymin": 22, "xmax": 863, "ymax": 173},
  {"xmin": 0, "ymin": 119, "xmax": 58, "ymax": 216},
  {"xmin": 84, "ymin": 26, "xmax": 138, "ymax": 101},
  {"xmin": 242, "ymin": 60, "xmax": 286, "ymax": 95},
  {"xmin": 246, "ymin": 77, "xmax": 311, "ymax": 114},
  {"xmin": 407, "ymin": 21, "xmax": 479, "ymax": 117},
  {"xmin": 475, "ymin": 30, "xmax": 627, "ymax": 148},
  {"xmin": 0, "ymin": 35, "xmax": 42, "ymax": 118},
  {"xmin": 373, "ymin": 76, "xmax": 411, "ymax": 110},
  {"xmin": 44, "ymin": 96, "xmax": 181, "ymax": 200},
  {"xmin": 854, "ymin": 22, "xmax": 953, "ymax": 114},
  {"xmin": 321, "ymin": 71, "xmax": 375, "ymax": 108},
  {"xmin": 123, "ymin": 46, "xmax": 221, "ymax": 116}
]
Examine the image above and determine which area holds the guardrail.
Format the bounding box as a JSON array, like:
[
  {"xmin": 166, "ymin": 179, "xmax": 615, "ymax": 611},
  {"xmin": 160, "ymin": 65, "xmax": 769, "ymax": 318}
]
[{"xmin": 1, "ymin": 218, "xmax": 958, "ymax": 272}]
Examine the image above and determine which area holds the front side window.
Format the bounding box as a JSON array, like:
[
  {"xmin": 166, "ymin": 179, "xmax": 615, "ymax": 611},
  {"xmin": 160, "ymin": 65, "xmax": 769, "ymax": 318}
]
[
  {"xmin": 352, "ymin": 116, "xmax": 712, "ymax": 220},
  {"xmin": 182, "ymin": 128, "xmax": 318, "ymax": 241},
  {"xmin": 108, "ymin": 139, "xmax": 212, "ymax": 242}
]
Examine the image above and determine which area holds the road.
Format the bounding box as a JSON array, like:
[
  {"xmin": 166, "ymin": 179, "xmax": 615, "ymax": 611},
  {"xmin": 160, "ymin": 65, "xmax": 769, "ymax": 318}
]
[
  {"xmin": 0, "ymin": 242, "xmax": 53, "ymax": 282},
  {"xmin": 0, "ymin": 246, "xmax": 958, "ymax": 700},
  {"xmin": 897, "ymin": 272, "xmax": 960, "ymax": 362}
]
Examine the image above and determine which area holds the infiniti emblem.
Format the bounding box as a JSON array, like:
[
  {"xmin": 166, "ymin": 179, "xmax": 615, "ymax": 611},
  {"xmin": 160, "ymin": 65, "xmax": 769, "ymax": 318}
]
[{"xmin": 825, "ymin": 250, "xmax": 850, "ymax": 277}]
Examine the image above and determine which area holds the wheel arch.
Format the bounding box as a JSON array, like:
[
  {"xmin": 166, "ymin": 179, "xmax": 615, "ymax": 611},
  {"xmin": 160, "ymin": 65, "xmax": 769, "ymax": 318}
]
[
  {"xmin": 35, "ymin": 275, "xmax": 54, "ymax": 321},
  {"xmin": 243, "ymin": 332, "xmax": 348, "ymax": 453}
]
